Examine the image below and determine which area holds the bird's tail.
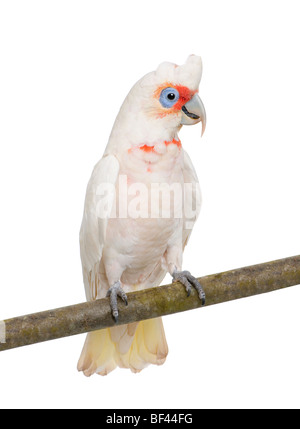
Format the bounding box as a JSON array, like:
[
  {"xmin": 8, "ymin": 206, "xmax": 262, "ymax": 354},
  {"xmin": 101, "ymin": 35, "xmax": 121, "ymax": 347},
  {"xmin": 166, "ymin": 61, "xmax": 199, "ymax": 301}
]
[{"xmin": 77, "ymin": 317, "xmax": 168, "ymax": 376}]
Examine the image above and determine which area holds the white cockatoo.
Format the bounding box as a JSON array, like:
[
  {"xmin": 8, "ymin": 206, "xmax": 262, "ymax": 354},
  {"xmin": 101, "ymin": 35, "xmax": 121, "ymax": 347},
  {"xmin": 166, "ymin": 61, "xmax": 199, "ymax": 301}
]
[{"xmin": 77, "ymin": 55, "xmax": 206, "ymax": 376}]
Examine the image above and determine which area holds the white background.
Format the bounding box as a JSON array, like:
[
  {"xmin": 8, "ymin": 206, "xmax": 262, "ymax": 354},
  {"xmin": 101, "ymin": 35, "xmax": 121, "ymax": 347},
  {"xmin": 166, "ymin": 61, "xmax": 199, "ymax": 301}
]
[{"xmin": 0, "ymin": 0, "xmax": 300, "ymax": 409}]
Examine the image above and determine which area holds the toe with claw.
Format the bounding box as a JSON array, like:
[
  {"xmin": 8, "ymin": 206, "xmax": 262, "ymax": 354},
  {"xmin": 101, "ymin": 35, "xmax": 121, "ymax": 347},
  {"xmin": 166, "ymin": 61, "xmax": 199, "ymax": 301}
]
[
  {"xmin": 106, "ymin": 280, "xmax": 128, "ymax": 322},
  {"xmin": 172, "ymin": 270, "xmax": 206, "ymax": 305}
]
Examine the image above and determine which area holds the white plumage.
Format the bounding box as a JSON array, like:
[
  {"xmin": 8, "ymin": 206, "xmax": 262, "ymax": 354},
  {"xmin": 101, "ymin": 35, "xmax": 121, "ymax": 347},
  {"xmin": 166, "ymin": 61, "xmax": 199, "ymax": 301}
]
[{"xmin": 77, "ymin": 55, "xmax": 205, "ymax": 376}]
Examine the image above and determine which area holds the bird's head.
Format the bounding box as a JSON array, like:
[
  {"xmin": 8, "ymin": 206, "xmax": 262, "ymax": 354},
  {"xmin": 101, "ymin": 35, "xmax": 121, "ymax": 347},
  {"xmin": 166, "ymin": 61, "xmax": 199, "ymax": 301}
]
[
  {"xmin": 132, "ymin": 55, "xmax": 205, "ymax": 133},
  {"xmin": 108, "ymin": 55, "xmax": 206, "ymax": 150},
  {"xmin": 150, "ymin": 54, "xmax": 206, "ymax": 135}
]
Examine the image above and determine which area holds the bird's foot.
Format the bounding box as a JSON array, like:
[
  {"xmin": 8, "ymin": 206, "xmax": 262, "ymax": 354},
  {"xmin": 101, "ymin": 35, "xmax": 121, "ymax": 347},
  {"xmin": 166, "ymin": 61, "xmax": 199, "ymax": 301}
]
[
  {"xmin": 172, "ymin": 270, "xmax": 206, "ymax": 305},
  {"xmin": 106, "ymin": 280, "xmax": 128, "ymax": 322}
]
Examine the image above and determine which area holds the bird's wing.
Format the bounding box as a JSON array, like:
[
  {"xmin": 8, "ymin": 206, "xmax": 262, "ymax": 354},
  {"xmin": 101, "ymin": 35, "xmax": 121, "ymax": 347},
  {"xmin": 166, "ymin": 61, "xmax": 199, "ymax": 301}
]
[
  {"xmin": 79, "ymin": 154, "xmax": 120, "ymax": 300},
  {"xmin": 182, "ymin": 149, "xmax": 202, "ymax": 249}
]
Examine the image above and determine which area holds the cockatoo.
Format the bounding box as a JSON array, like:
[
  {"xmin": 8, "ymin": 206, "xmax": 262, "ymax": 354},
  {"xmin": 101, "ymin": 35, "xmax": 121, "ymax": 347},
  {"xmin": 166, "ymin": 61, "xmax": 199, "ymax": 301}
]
[{"xmin": 77, "ymin": 55, "xmax": 206, "ymax": 376}]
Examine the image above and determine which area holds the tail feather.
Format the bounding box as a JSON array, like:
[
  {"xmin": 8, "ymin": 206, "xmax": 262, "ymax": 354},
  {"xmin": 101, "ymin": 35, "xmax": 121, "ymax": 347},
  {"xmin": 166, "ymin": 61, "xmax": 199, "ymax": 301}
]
[
  {"xmin": 142, "ymin": 318, "xmax": 168, "ymax": 363},
  {"xmin": 77, "ymin": 317, "xmax": 168, "ymax": 376},
  {"xmin": 111, "ymin": 322, "xmax": 139, "ymax": 354},
  {"xmin": 77, "ymin": 329, "xmax": 117, "ymax": 376}
]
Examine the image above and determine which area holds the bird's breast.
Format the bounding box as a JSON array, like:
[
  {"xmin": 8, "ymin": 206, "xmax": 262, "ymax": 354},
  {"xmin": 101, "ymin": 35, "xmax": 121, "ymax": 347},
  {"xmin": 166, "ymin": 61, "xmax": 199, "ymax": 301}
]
[{"xmin": 103, "ymin": 139, "xmax": 185, "ymax": 290}]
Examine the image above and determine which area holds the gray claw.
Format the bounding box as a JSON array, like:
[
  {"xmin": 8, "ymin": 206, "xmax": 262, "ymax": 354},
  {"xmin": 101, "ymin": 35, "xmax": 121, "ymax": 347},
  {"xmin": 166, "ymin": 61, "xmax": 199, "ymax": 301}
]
[
  {"xmin": 172, "ymin": 270, "xmax": 206, "ymax": 305},
  {"xmin": 106, "ymin": 280, "xmax": 128, "ymax": 322}
]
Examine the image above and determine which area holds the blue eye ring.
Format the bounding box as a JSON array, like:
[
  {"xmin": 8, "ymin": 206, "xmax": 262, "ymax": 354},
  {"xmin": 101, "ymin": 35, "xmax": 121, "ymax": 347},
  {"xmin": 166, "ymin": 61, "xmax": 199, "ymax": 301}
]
[{"xmin": 159, "ymin": 87, "xmax": 180, "ymax": 108}]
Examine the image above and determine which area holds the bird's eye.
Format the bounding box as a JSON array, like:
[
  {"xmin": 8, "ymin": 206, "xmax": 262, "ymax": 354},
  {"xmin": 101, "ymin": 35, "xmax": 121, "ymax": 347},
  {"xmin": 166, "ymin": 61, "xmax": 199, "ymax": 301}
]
[
  {"xmin": 159, "ymin": 87, "xmax": 179, "ymax": 108},
  {"xmin": 167, "ymin": 93, "xmax": 176, "ymax": 100}
]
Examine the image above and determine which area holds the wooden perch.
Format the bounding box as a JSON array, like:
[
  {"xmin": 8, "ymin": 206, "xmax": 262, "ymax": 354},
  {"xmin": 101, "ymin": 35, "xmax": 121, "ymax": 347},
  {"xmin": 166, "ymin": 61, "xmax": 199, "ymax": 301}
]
[{"xmin": 0, "ymin": 255, "xmax": 300, "ymax": 352}]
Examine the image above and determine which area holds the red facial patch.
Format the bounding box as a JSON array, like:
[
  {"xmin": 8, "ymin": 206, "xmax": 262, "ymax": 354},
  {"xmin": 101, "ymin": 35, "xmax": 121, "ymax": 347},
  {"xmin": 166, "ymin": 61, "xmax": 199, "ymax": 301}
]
[
  {"xmin": 172, "ymin": 85, "xmax": 196, "ymax": 110},
  {"xmin": 154, "ymin": 82, "xmax": 197, "ymax": 116}
]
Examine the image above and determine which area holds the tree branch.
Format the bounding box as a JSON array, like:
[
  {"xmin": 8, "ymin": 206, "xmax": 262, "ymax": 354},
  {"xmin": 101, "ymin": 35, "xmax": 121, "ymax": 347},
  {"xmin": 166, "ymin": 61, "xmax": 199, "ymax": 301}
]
[{"xmin": 1, "ymin": 255, "xmax": 300, "ymax": 352}]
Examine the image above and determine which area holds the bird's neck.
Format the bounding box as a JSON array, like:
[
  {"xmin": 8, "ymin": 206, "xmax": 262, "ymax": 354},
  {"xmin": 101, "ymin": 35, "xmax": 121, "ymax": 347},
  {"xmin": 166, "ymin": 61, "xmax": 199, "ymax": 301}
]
[{"xmin": 105, "ymin": 109, "xmax": 181, "ymax": 155}]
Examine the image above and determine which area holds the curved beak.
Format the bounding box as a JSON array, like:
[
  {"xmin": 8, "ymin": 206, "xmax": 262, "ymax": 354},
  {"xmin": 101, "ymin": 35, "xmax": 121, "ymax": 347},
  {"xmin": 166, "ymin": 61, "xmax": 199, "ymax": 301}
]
[{"xmin": 181, "ymin": 93, "xmax": 206, "ymax": 136}]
